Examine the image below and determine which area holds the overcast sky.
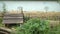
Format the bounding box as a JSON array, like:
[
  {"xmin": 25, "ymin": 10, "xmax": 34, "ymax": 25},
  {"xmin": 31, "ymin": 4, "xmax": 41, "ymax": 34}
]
[{"xmin": 0, "ymin": 1, "xmax": 60, "ymax": 12}]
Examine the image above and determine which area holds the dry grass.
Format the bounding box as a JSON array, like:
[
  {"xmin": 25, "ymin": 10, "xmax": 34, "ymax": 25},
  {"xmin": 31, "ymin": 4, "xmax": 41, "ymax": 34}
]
[
  {"xmin": 23, "ymin": 11, "xmax": 60, "ymax": 20},
  {"xmin": 49, "ymin": 20, "xmax": 60, "ymax": 26},
  {"xmin": 0, "ymin": 11, "xmax": 60, "ymax": 20},
  {"xmin": 23, "ymin": 11, "xmax": 60, "ymax": 26}
]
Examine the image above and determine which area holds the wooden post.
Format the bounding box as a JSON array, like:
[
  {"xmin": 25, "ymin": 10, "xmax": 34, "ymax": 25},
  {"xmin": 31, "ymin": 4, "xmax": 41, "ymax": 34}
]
[{"xmin": 18, "ymin": 7, "xmax": 24, "ymax": 27}]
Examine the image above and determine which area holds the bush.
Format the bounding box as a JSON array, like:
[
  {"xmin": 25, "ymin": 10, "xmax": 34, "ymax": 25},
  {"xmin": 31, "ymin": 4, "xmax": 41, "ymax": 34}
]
[
  {"xmin": 24, "ymin": 16, "xmax": 30, "ymax": 22},
  {"xmin": 16, "ymin": 18, "xmax": 50, "ymax": 34},
  {"xmin": 0, "ymin": 17, "xmax": 3, "ymax": 27},
  {"xmin": 49, "ymin": 23, "xmax": 60, "ymax": 34}
]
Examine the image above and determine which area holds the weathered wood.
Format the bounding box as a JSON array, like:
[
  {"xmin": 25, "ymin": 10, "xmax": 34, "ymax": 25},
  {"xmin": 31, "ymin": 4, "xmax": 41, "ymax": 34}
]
[
  {"xmin": 0, "ymin": 27, "xmax": 16, "ymax": 34},
  {"xmin": 2, "ymin": 13, "xmax": 23, "ymax": 24},
  {"xmin": 0, "ymin": 27, "xmax": 12, "ymax": 34},
  {"xmin": 0, "ymin": 31, "xmax": 9, "ymax": 34}
]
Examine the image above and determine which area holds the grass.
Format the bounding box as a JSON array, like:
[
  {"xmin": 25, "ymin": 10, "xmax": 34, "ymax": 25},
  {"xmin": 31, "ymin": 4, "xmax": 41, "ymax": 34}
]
[
  {"xmin": 24, "ymin": 11, "xmax": 60, "ymax": 20},
  {"xmin": 15, "ymin": 18, "xmax": 60, "ymax": 34},
  {"xmin": 0, "ymin": 11, "xmax": 60, "ymax": 34}
]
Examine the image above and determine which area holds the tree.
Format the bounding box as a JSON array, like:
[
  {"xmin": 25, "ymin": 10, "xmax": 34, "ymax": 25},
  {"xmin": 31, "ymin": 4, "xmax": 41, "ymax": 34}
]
[
  {"xmin": 0, "ymin": 3, "xmax": 6, "ymax": 27},
  {"xmin": 44, "ymin": 6, "xmax": 49, "ymax": 13},
  {"xmin": 57, "ymin": 0, "xmax": 60, "ymax": 5},
  {"xmin": 2, "ymin": 3, "xmax": 6, "ymax": 17}
]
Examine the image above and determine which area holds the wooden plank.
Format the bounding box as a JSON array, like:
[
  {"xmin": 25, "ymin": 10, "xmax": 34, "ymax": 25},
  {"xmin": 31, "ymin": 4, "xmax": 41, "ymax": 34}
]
[{"xmin": 2, "ymin": 13, "xmax": 24, "ymax": 24}]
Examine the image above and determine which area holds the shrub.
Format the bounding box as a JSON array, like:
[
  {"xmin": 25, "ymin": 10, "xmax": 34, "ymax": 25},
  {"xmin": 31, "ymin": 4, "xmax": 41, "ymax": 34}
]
[
  {"xmin": 0, "ymin": 17, "xmax": 3, "ymax": 27},
  {"xmin": 24, "ymin": 16, "xmax": 30, "ymax": 22},
  {"xmin": 16, "ymin": 18, "xmax": 50, "ymax": 34},
  {"xmin": 49, "ymin": 23, "xmax": 60, "ymax": 34}
]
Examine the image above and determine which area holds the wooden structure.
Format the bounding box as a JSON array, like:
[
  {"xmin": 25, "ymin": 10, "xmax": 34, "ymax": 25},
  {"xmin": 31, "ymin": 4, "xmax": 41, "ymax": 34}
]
[
  {"xmin": 2, "ymin": 13, "xmax": 23, "ymax": 24},
  {"xmin": 0, "ymin": 27, "xmax": 13, "ymax": 34},
  {"xmin": 2, "ymin": 7, "xmax": 24, "ymax": 24}
]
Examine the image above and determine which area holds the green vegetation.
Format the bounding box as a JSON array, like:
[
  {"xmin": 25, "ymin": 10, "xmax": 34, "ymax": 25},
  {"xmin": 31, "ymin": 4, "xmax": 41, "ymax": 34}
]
[
  {"xmin": 0, "ymin": 17, "xmax": 3, "ymax": 27},
  {"xmin": 15, "ymin": 18, "xmax": 60, "ymax": 34},
  {"xmin": 0, "ymin": 12, "xmax": 60, "ymax": 34},
  {"xmin": 24, "ymin": 16, "xmax": 30, "ymax": 22},
  {"xmin": 16, "ymin": 18, "xmax": 50, "ymax": 34},
  {"xmin": 49, "ymin": 24, "xmax": 60, "ymax": 34},
  {"xmin": 0, "ymin": 15, "xmax": 60, "ymax": 34},
  {"xmin": 0, "ymin": 3, "xmax": 6, "ymax": 27}
]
